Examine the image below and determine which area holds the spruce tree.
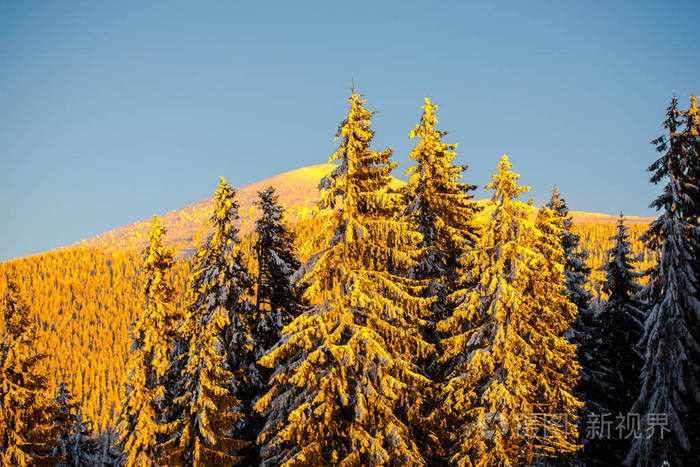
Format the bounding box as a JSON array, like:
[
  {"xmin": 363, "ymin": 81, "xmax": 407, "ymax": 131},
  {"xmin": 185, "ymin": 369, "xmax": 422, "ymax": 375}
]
[
  {"xmin": 118, "ymin": 215, "xmax": 180, "ymax": 467},
  {"xmin": 254, "ymin": 185, "xmax": 304, "ymax": 350},
  {"xmin": 242, "ymin": 185, "xmax": 305, "ymax": 465},
  {"xmin": 545, "ymin": 187, "xmax": 593, "ymax": 313},
  {"xmin": 599, "ymin": 214, "xmax": 645, "ymax": 414},
  {"xmin": 402, "ymin": 97, "xmax": 481, "ymax": 323},
  {"xmin": 53, "ymin": 381, "xmax": 100, "ymax": 466},
  {"xmin": 626, "ymin": 97, "xmax": 700, "ymax": 466},
  {"xmin": 402, "ymin": 97, "xmax": 481, "ymax": 462},
  {"xmin": 531, "ymin": 205, "xmax": 585, "ymax": 462},
  {"xmin": 0, "ymin": 273, "xmax": 60, "ymax": 466},
  {"xmin": 546, "ymin": 187, "xmax": 603, "ymax": 462},
  {"xmin": 582, "ymin": 214, "xmax": 644, "ymax": 464},
  {"xmin": 255, "ymin": 90, "xmax": 431, "ymax": 466},
  {"xmin": 163, "ymin": 178, "xmax": 253, "ymax": 466},
  {"xmin": 438, "ymin": 156, "xmax": 581, "ymax": 466}
]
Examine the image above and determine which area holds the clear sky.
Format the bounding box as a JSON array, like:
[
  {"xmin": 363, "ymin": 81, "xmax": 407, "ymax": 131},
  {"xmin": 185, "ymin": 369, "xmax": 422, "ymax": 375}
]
[{"xmin": 1, "ymin": 0, "xmax": 698, "ymax": 261}]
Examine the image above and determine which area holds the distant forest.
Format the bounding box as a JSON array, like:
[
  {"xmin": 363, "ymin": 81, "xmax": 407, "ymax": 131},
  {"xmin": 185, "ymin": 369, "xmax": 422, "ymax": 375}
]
[{"xmin": 1, "ymin": 94, "xmax": 697, "ymax": 466}]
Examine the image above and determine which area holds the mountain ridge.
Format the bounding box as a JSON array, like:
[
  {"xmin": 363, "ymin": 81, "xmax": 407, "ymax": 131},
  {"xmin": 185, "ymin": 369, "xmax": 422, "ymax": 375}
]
[{"xmin": 74, "ymin": 164, "xmax": 654, "ymax": 255}]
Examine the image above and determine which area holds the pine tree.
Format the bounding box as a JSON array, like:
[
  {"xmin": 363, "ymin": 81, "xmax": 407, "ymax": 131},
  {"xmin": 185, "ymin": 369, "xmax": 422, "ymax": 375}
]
[
  {"xmin": 53, "ymin": 381, "xmax": 100, "ymax": 466},
  {"xmin": 403, "ymin": 97, "xmax": 481, "ymax": 322},
  {"xmin": 438, "ymin": 156, "xmax": 581, "ymax": 466},
  {"xmin": 0, "ymin": 273, "xmax": 60, "ymax": 466},
  {"xmin": 254, "ymin": 185, "xmax": 304, "ymax": 350},
  {"xmin": 118, "ymin": 215, "xmax": 180, "ymax": 467},
  {"xmin": 582, "ymin": 214, "xmax": 645, "ymax": 464},
  {"xmin": 402, "ymin": 97, "xmax": 481, "ymax": 462},
  {"xmin": 255, "ymin": 90, "xmax": 431, "ymax": 466},
  {"xmin": 546, "ymin": 187, "xmax": 602, "ymax": 463},
  {"xmin": 545, "ymin": 187, "xmax": 593, "ymax": 313},
  {"xmin": 626, "ymin": 97, "xmax": 700, "ymax": 466},
  {"xmin": 163, "ymin": 178, "xmax": 253, "ymax": 466},
  {"xmin": 530, "ymin": 205, "xmax": 585, "ymax": 462},
  {"xmin": 599, "ymin": 215, "xmax": 645, "ymax": 414},
  {"xmin": 248, "ymin": 185, "xmax": 305, "ymax": 464}
]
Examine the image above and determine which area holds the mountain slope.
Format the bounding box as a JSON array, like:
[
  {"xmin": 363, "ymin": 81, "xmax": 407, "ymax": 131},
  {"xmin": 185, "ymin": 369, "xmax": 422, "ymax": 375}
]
[
  {"xmin": 76, "ymin": 164, "xmax": 341, "ymax": 255},
  {"xmin": 76, "ymin": 164, "xmax": 653, "ymax": 256}
]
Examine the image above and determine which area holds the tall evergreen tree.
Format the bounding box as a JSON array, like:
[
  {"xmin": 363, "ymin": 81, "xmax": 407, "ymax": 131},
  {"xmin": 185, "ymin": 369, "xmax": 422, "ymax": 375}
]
[
  {"xmin": 402, "ymin": 97, "xmax": 481, "ymax": 323},
  {"xmin": 118, "ymin": 215, "xmax": 180, "ymax": 467},
  {"xmin": 402, "ymin": 97, "xmax": 481, "ymax": 463},
  {"xmin": 531, "ymin": 205, "xmax": 585, "ymax": 462},
  {"xmin": 254, "ymin": 185, "xmax": 304, "ymax": 350},
  {"xmin": 53, "ymin": 381, "xmax": 100, "ymax": 466},
  {"xmin": 0, "ymin": 273, "xmax": 60, "ymax": 466},
  {"xmin": 626, "ymin": 97, "xmax": 700, "ymax": 466},
  {"xmin": 599, "ymin": 215, "xmax": 645, "ymax": 414},
  {"xmin": 582, "ymin": 214, "xmax": 645, "ymax": 464},
  {"xmin": 438, "ymin": 156, "xmax": 581, "ymax": 466},
  {"xmin": 545, "ymin": 187, "xmax": 593, "ymax": 313},
  {"xmin": 255, "ymin": 90, "xmax": 431, "ymax": 466},
  {"xmin": 163, "ymin": 178, "xmax": 253, "ymax": 466},
  {"xmin": 546, "ymin": 187, "xmax": 602, "ymax": 462},
  {"xmin": 245, "ymin": 185, "xmax": 305, "ymax": 465}
]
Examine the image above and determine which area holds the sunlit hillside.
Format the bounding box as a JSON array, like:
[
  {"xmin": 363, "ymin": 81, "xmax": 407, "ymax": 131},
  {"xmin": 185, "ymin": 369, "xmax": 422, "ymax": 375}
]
[
  {"xmin": 75, "ymin": 164, "xmax": 404, "ymax": 256},
  {"xmin": 474, "ymin": 198, "xmax": 654, "ymax": 226},
  {"xmin": 0, "ymin": 165, "xmax": 656, "ymax": 440}
]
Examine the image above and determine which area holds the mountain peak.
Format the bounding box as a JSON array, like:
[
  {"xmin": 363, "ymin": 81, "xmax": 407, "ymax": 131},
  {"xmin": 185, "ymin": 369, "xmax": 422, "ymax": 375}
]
[{"xmin": 75, "ymin": 164, "xmax": 653, "ymax": 256}]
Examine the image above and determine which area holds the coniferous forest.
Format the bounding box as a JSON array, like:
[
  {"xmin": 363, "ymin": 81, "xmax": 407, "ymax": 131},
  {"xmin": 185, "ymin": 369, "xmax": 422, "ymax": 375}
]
[{"xmin": 1, "ymin": 92, "xmax": 698, "ymax": 466}]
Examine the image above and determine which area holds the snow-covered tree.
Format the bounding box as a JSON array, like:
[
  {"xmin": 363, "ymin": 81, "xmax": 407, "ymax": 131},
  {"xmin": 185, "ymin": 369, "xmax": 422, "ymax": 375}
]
[
  {"xmin": 402, "ymin": 97, "xmax": 481, "ymax": 462},
  {"xmin": 546, "ymin": 187, "xmax": 602, "ymax": 462},
  {"xmin": 163, "ymin": 178, "xmax": 253, "ymax": 466},
  {"xmin": 545, "ymin": 187, "xmax": 593, "ymax": 313},
  {"xmin": 599, "ymin": 215, "xmax": 645, "ymax": 412},
  {"xmin": 530, "ymin": 205, "xmax": 585, "ymax": 461},
  {"xmin": 118, "ymin": 215, "xmax": 180, "ymax": 467},
  {"xmin": 247, "ymin": 185, "xmax": 305, "ymax": 464},
  {"xmin": 403, "ymin": 97, "xmax": 481, "ymax": 323},
  {"xmin": 579, "ymin": 214, "xmax": 645, "ymax": 464},
  {"xmin": 254, "ymin": 185, "xmax": 304, "ymax": 350},
  {"xmin": 53, "ymin": 381, "xmax": 100, "ymax": 466},
  {"xmin": 626, "ymin": 97, "xmax": 700, "ymax": 466},
  {"xmin": 438, "ymin": 156, "xmax": 581, "ymax": 466},
  {"xmin": 255, "ymin": 90, "xmax": 431, "ymax": 466},
  {"xmin": 0, "ymin": 273, "xmax": 60, "ymax": 466}
]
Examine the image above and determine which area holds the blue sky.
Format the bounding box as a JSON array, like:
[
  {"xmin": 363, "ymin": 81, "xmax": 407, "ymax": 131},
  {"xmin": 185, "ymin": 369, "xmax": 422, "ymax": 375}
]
[{"xmin": 1, "ymin": 0, "xmax": 698, "ymax": 261}]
